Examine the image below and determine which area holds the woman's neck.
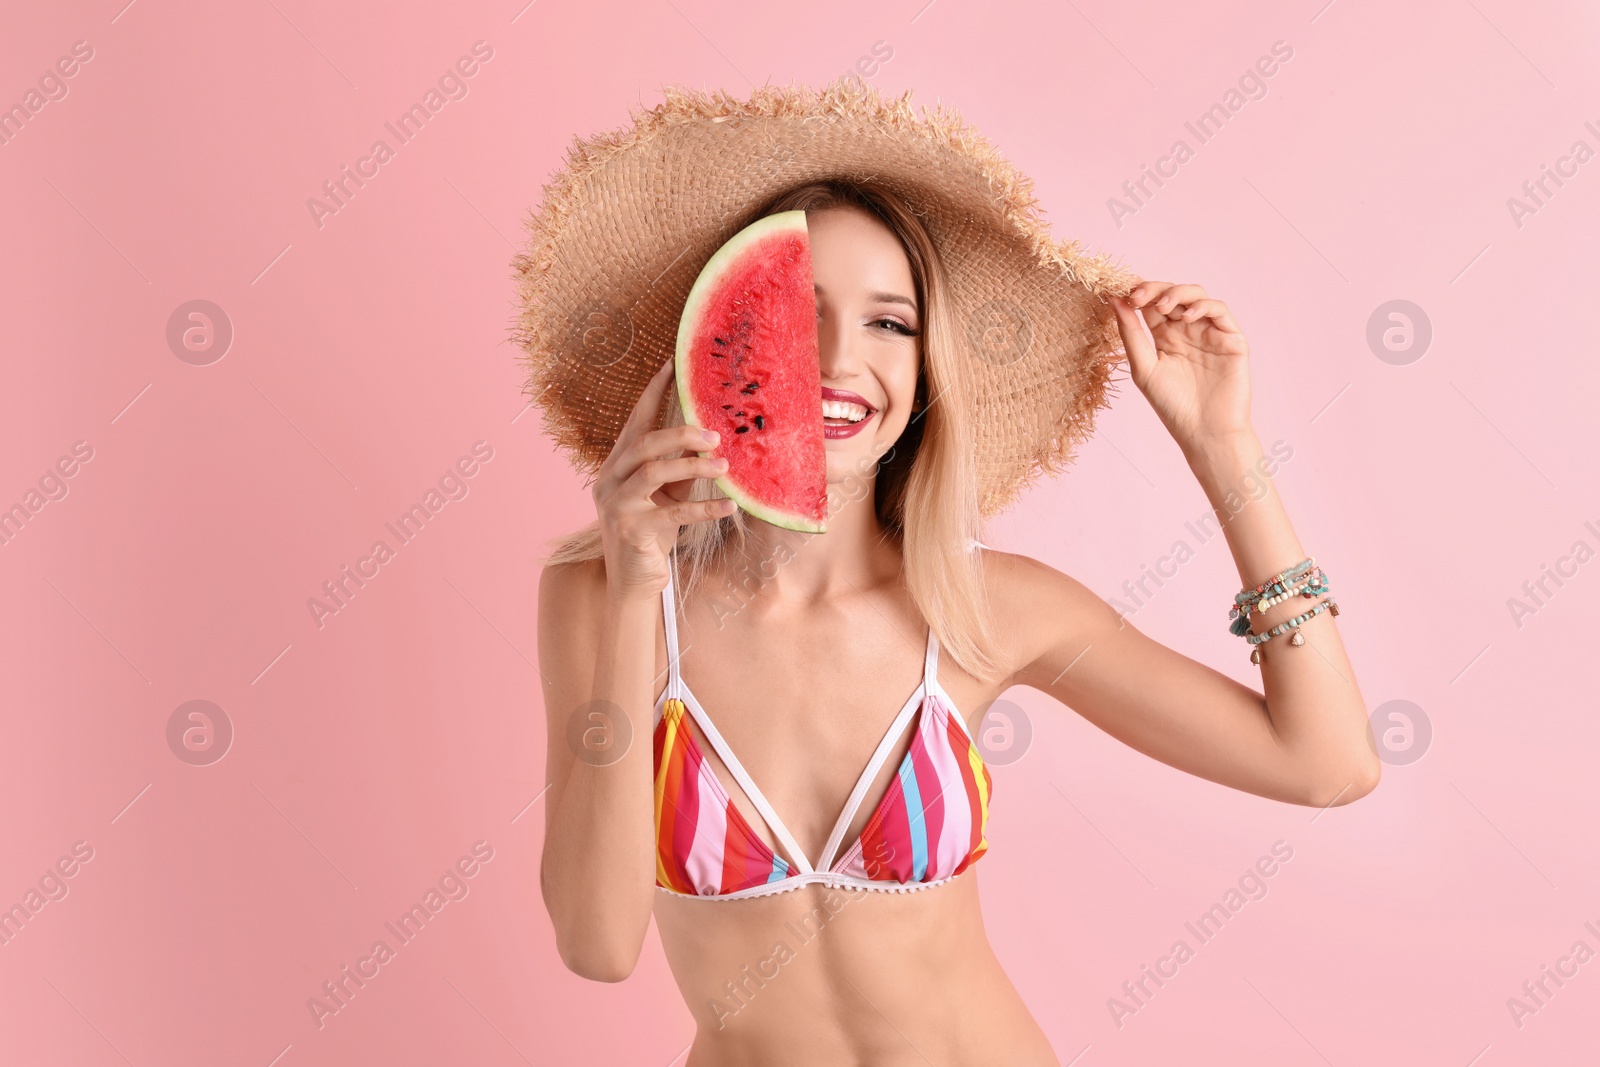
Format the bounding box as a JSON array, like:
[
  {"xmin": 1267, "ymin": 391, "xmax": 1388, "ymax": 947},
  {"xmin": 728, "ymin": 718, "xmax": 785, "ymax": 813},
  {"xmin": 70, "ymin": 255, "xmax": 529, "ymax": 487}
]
[{"xmin": 723, "ymin": 487, "xmax": 900, "ymax": 606}]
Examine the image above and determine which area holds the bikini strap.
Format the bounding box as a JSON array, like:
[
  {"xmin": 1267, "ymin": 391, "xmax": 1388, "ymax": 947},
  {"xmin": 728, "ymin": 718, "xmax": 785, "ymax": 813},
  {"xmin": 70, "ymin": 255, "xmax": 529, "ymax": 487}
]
[
  {"xmin": 661, "ymin": 553, "xmax": 681, "ymax": 701},
  {"xmin": 924, "ymin": 623, "xmax": 939, "ymax": 695}
]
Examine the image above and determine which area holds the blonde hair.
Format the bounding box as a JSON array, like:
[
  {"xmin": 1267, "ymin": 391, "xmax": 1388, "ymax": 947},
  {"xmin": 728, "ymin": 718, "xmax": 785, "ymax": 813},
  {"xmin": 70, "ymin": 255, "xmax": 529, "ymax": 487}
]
[{"xmin": 538, "ymin": 178, "xmax": 1013, "ymax": 685}]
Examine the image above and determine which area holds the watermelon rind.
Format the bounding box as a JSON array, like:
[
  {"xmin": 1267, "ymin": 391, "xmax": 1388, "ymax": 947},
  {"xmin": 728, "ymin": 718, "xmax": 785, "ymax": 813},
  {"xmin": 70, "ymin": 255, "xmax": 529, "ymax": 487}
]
[{"xmin": 674, "ymin": 209, "xmax": 827, "ymax": 534}]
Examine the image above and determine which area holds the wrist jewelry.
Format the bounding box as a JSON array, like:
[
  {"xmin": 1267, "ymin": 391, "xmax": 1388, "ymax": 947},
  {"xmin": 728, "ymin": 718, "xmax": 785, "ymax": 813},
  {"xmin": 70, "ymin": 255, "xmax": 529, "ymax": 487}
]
[
  {"xmin": 1230, "ymin": 558, "xmax": 1327, "ymax": 630},
  {"xmin": 1229, "ymin": 556, "xmax": 1340, "ymax": 663},
  {"xmin": 1245, "ymin": 596, "xmax": 1338, "ymax": 663}
]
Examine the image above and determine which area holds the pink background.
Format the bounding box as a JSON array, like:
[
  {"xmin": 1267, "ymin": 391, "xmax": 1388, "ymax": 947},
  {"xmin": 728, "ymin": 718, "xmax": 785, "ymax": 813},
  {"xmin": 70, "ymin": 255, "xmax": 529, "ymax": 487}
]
[{"xmin": 2, "ymin": 0, "xmax": 1596, "ymax": 1063}]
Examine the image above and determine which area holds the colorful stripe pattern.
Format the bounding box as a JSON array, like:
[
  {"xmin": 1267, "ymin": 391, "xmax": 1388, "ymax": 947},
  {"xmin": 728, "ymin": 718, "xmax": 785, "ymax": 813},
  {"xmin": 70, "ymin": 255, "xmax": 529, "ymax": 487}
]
[
  {"xmin": 838, "ymin": 691, "xmax": 993, "ymax": 885},
  {"xmin": 653, "ymin": 697, "xmax": 795, "ymax": 896},
  {"xmin": 652, "ymin": 687, "xmax": 993, "ymax": 896}
]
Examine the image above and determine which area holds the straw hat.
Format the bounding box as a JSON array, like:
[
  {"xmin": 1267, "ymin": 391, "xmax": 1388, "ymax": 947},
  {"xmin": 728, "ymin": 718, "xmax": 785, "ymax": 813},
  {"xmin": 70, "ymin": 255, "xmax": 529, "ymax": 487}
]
[{"xmin": 510, "ymin": 76, "xmax": 1140, "ymax": 518}]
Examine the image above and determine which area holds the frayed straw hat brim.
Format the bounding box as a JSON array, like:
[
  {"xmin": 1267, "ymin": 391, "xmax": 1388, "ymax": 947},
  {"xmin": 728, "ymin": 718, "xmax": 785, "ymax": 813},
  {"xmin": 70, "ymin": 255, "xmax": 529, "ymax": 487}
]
[{"xmin": 510, "ymin": 76, "xmax": 1139, "ymax": 518}]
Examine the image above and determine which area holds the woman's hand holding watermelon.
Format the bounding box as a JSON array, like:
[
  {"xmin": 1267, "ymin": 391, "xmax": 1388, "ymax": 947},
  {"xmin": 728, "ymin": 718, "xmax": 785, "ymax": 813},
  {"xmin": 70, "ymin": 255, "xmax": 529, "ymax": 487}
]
[{"xmin": 592, "ymin": 357, "xmax": 739, "ymax": 597}]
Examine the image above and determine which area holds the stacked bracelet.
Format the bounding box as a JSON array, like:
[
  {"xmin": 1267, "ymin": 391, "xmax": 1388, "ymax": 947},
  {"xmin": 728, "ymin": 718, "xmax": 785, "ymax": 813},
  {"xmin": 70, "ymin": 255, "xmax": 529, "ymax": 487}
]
[{"xmin": 1228, "ymin": 556, "xmax": 1340, "ymax": 664}]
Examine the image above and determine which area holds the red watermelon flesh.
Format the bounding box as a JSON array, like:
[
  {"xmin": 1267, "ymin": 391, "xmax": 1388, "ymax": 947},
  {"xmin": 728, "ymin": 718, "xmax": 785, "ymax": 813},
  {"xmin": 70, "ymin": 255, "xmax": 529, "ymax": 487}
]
[{"xmin": 675, "ymin": 210, "xmax": 828, "ymax": 533}]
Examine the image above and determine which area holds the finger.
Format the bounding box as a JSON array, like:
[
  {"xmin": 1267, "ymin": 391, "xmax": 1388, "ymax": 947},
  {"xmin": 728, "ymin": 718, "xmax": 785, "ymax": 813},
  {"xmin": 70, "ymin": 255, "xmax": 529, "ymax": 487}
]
[
  {"xmin": 622, "ymin": 423, "xmax": 720, "ymax": 470},
  {"xmin": 1127, "ymin": 280, "xmax": 1173, "ymax": 310},
  {"xmin": 1149, "ymin": 284, "xmax": 1209, "ymax": 317},
  {"xmin": 663, "ymin": 497, "xmax": 739, "ymax": 526},
  {"xmin": 1109, "ymin": 295, "xmax": 1159, "ymax": 382},
  {"xmin": 1175, "ymin": 298, "xmax": 1238, "ymax": 330},
  {"xmin": 598, "ymin": 424, "xmax": 719, "ymax": 499},
  {"xmin": 617, "ymin": 453, "xmax": 728, "ymax": 507}
]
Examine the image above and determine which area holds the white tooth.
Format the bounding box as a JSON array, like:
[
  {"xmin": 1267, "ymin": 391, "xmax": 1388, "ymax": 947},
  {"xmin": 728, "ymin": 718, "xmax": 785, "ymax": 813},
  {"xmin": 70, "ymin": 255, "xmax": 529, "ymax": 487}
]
[{"xmin": 822, "ymin": 400, "xmax": 868, "ymax": 422}]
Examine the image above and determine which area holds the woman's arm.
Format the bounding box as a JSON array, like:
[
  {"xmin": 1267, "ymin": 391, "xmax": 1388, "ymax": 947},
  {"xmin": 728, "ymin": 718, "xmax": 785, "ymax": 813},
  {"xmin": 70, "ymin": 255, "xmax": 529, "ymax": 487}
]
[
  {"xmin": 537, "ymin": 558, "xmax": 660, "ymax": 982},
  {"xmin": 1001, "ymin": 434, "xmax": 1378, "ymax": 806},
  {"xmin": 1003, "ymin": 280, "xmax": 1378, "ymax": 806},
  {"xmin": 537, "ymin": 358, "xmax": 734, "ymax": 981}
]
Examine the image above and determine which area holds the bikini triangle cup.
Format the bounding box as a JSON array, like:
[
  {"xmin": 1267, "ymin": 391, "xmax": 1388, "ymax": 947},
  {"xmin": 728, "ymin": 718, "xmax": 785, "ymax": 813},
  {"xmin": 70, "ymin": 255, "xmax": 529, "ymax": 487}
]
[{"xmin": 651, "ymin": 554, "xmax": 994, "ymax": 900}]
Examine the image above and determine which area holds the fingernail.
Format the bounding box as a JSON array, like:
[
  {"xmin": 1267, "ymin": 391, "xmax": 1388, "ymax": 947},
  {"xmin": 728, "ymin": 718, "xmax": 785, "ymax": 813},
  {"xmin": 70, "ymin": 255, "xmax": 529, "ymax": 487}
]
[{"xmin": 702, "ymin": 429, "xmax": 719, "ymax": 444}]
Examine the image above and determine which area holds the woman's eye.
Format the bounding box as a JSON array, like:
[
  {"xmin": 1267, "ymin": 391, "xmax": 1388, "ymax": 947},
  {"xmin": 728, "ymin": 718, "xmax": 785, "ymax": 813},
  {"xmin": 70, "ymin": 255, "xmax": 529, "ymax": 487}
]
[{"xmin": 874, "ymin": 318, "xmax": 918, "ymax": 336}]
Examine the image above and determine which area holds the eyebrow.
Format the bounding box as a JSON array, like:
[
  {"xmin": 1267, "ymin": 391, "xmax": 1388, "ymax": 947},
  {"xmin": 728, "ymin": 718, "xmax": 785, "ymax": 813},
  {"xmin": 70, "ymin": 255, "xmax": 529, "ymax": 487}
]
[{"xmin": 814, "ymin": 284, "xmax": 918, "ymax": 312}]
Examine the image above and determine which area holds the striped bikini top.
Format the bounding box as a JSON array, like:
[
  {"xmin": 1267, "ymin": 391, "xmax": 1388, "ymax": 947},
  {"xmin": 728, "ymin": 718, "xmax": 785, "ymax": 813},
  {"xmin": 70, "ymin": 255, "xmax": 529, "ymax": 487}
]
[{"xmin": 652, "ymin": 563, "xmax": 994, "ymax": 901}]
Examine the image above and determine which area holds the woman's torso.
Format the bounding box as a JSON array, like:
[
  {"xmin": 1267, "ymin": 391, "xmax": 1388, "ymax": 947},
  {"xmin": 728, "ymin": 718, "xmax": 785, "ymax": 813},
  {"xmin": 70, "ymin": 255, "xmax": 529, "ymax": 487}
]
[{"xmin": 648, "ymin": 555, "xmax": 1060, "ymax": 1067}]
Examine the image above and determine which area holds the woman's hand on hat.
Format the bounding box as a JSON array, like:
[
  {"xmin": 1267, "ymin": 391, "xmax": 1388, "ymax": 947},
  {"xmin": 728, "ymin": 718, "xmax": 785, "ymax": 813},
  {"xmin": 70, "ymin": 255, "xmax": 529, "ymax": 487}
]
[
  {"xmin": 1110, "ymin": 281, "xmax": 1253, "ymax": 453},
  {"xmin": 590, "ymin": 358, "xmax": 739, "ymax": 598}
]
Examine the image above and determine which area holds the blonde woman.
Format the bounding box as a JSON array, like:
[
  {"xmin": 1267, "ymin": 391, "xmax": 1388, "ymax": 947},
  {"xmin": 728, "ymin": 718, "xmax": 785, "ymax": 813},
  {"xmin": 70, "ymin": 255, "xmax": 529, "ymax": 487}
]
[{"xmin": 517, "ymin": 82, "xmax": 1378, "ymax": 1067}]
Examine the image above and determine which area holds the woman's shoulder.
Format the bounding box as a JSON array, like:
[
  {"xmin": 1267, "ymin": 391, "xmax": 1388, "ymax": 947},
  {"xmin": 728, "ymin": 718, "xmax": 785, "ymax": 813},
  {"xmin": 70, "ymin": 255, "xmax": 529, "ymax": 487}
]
[
  {"xmin": 976, "ymin": 543, "xmax": 1094, "ymax": 595},
  {"xmin": 537, "ymin": 555, "xmax": 611, "ymax": 620},
  {"xmin": 974, "ymin": 545, "xmax": 1116, "ymax": 642}
]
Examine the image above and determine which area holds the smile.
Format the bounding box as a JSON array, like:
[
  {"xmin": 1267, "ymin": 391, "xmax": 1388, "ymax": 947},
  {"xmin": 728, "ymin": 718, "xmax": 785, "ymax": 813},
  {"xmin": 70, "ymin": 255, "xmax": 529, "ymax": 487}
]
[{"xmin": 821, "ymin": 386, "xmax": 877, "ymax": 439}]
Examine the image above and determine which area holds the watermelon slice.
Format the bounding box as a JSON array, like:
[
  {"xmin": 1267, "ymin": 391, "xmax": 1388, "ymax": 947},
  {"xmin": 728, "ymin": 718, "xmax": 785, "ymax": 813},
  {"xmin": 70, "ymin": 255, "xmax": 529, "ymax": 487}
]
[{"xmin": 675, "ymin": 210, "xmax": 828, "ymax": 533}]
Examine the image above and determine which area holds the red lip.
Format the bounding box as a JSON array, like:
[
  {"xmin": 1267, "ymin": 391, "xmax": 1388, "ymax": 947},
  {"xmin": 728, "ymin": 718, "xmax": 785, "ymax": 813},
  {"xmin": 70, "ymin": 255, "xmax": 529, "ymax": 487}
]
[
  {"xmin": 821, "ymin": 386, "xmax": 877, "ymax": 412},
  {"xmin": 820, "ymin": 386, "xmax": 876, "ymax": 440}
]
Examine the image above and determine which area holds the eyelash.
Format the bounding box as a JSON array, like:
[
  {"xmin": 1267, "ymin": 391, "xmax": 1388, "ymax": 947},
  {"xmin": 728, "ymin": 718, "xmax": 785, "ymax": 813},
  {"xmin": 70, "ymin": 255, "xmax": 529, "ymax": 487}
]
[{"xmin": 875, "ymin": 318, "xmax": 919, "ymax": 336}]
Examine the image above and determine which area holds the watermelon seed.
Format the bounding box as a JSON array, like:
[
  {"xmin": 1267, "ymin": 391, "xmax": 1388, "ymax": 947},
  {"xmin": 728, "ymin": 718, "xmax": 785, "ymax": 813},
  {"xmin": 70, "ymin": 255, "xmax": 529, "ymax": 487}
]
[
  {"xmin": 754, "ymin": 415, "xmax": 765, "ymax": 429},
  {"xmin": 713, "ymin": 337, "xmax": 727, "ymax": 345},
  {"xmin": 721, "ymin": 403, "xmax": 732, "ymax": 409},
  {"xmin": 735, "ymin": 411, "xmax": 745, "ymax": 416},
  {"xmin": 735, "ymin": 426, "xmax": 749, "ymax": 434}
]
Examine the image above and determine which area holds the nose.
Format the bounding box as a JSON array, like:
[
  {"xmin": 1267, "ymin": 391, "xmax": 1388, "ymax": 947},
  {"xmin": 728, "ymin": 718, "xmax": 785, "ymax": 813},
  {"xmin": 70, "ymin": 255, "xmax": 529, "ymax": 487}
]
[{"xmin": 815, "ymin": 305, "xmax": 859, "ymax": 379}]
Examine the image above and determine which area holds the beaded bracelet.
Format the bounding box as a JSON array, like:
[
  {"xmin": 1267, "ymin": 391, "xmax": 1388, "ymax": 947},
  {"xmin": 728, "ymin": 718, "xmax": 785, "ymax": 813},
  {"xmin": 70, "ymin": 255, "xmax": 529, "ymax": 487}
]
[
  {"xmin": 1245, "ymin": 596, "xmax": 1339, "ymax": 663},
  {"xmin": 1234, "ymin": 557, "xmax": 1316, "ymax": 611},
  {"xmin": 1230, "ymin": 559, "xmax": 1325, "ymax": 636},
  {"xmin": 1230, "ymin": 567, "xmax": 1330, "ymax": 634}
]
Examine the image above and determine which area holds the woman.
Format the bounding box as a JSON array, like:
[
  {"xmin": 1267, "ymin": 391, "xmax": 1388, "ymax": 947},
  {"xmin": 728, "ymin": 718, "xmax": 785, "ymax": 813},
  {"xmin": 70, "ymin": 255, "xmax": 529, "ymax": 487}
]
[{"xmin": 519, "ymin": 82, "xmax": 1378, "ymax": 1066}]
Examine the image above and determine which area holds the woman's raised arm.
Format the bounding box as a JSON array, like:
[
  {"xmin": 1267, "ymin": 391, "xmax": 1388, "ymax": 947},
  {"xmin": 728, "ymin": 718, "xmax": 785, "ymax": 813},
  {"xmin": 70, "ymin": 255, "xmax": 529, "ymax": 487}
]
[{"xmin": 537, "ymin": 358, "xmax": 735, "ymax": 981}]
